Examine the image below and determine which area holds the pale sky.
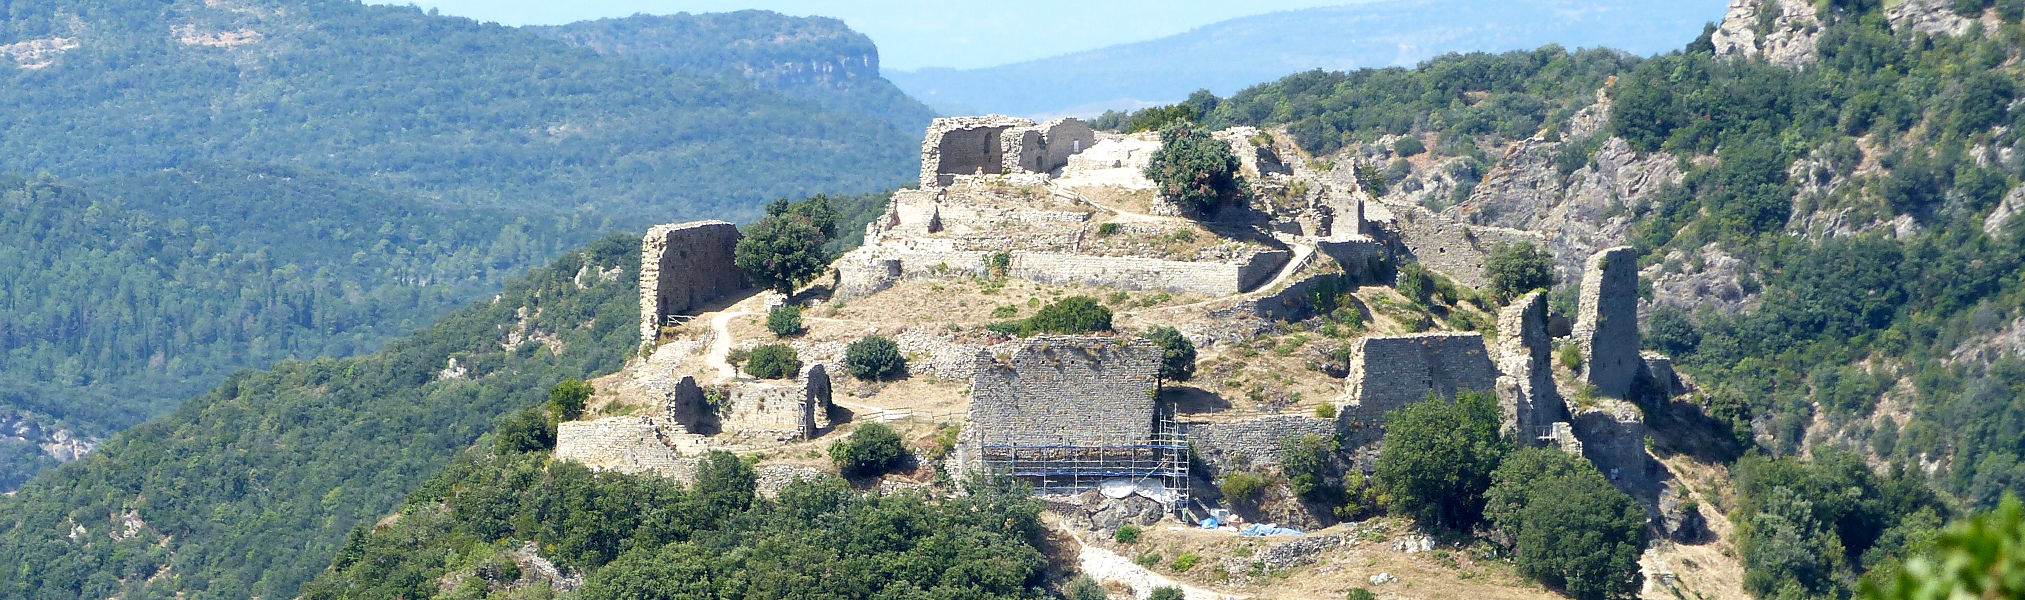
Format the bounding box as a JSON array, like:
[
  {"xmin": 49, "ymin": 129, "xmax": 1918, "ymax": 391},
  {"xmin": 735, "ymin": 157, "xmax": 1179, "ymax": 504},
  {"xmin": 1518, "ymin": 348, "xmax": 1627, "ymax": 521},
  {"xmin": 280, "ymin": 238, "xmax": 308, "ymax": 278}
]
[{"xmin": 369, "ymin": 1, "xmax": 1368, "ymax": 71}]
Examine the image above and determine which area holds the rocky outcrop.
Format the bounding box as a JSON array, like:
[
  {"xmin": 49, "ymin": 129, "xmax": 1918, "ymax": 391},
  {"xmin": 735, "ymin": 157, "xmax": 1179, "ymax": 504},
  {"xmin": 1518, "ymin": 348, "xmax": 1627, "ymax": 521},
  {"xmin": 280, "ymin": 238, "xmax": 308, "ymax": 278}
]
[
  {"xmin": 1986, "ymin": 186, "xmax": 2024, "ymax": 237},
  {"xmin": 1889, "ymin": 0, "xmax": 2002, "ymax": 37},
  {"xmin": 1642, "ymin": 243, "xmax": 1757, "ymax": 314},
  {"xmin": 1456, "ymin": 128, "xmax": 1683, "ymax": 283},
  {"xmin": 1711, "ymin": 0, "xmax": 1821, "ymax": 68}
]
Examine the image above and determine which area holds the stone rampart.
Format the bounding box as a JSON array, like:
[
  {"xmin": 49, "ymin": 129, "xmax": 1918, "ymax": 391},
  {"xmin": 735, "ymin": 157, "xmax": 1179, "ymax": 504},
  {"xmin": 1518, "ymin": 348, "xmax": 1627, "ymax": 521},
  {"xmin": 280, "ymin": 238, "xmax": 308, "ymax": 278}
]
[
  {"xmin": 834, "ymin": 248, "xmax": 1289, "ymax": 300},
  {"xmin": 1575, "ymin": 247, "xmax": 1640, "ymax": 399},
  {"xmin": 1339, "ymin": 333, "xmax": 1499, "ymax": 433},
  {"xmin": 555, "ymin": 417, "xmax": 698, "ymax": 477},
  {"xmin": 968, "ymin": 336, "xmax": 1161, "ymax": 447},
  {"xmin": 1187, "ymin": 416, "xmax": 1336, "ymax": 472},
  {"xmin": 1385, "ymin": 205, "xmax": 1542, "ymax": 289},
  {"xmin": 1495, "ymin": 291, "xmax": 1564, "ymax": 440},
  {"xmin": 721, "ymin": 364, "xmax": 831, "ymax": 442},
  {"xmin": 919, "ymin": 116, "xmax": 1096, "ymax": 187},
  {"xmin": 639, "ymin": 221, "xmax": 745, "ymax": 346}
]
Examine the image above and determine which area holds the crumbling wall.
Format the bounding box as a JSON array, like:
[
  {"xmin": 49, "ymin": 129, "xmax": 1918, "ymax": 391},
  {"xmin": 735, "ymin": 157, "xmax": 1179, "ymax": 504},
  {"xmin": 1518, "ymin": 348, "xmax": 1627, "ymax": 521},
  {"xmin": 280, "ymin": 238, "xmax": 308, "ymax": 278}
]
[
  {"xmin": 921, "ymin": 115, "xmax": 1032, "ymax": 186},
  {"xmin": 660, "ymin": 375, "xmax": 716, "ymax": 435},
  {"xmin": 1576, "ymin": 246, "xmax": 1640, "ymax": 398},
  {"xmin": 1339, "ymin": 333, "xmax": 1499, "ymax": 433},
  {"xmin": 720, "ymin": 366, "xmax": 831, "ymax": 442},
  {"xmin": 834, "ymin": 248, "xmax": 1290, "ymax": 300},
  {"xmin": 1570, "ymin": 400, "xmax": 1661, "ymax": 504},
  {"xmin": 1039, "ymin": 118, "xmax": 1097, "ymax": 173},
  {"xmin": 967, "ymin": 336, "xmax": 1161, "ymax": 446},
  {"xmin": 1188, "ymin": 416, "xmax": 1336, "ymax": 472},
  {"xmin": 1495, "ymin": 291, "xmax": 1565, "ymax": 440},
  {"xmin": 1385, "ymin": 205, "xmax": 1542, "ymax": 289},
  {"xmin": 556, "ymin": 417, "xmax": 696, "ymax": 476},
  {"xmin": 638, "ymin": 221, "xmax": 745, "ymax": 346}
]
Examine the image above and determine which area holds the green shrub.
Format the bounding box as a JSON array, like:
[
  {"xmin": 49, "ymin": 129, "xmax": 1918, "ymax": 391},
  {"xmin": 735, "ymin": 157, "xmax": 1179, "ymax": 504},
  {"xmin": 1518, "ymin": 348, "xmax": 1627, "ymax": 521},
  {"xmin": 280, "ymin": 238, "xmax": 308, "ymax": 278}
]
[
  {"xmin": 1065, "ymin": 575, "xmax": 1107, "ymax": 600},
  {"xmin": 1097, "ymin": 222, "xmax": 1120, "ymax": 236},
  {"xmin": 1135, "ymin": 553, "xmax": 1162, "ymax": 567},
  {"xmin": 1144, "ymin": 120, "xmax": 1243, "ymax": 213},
  {"xmin": 1314, "ymin": 403, "xmax": 1338, "ymax": 419},
  {"xmin": 1394, "ymin": 136, "xmax": 1426, "ymax": 157},
  {"xmin": 744, "ymin": 343, "xmax": 801, "ymax": 379},
  {"xmin": 1282, "ymin": 433, "xmax": 1336, "ymax": 499},
  {"xmin": 843, "ymin": 336, "xmax": 904, "ymax": 381},
  {"xmin": 1346, "ymin": 588, "xmax": 1378, "ymax": 600},
  {"xmin": 548, "ymin": 377, "xmax": 592, "ymax": 421},
  {"xmin": 1171, "ymin": 552, "xmax": 1202, "ymax": 571},
  {"xmin": 989, "ymin": 296, "xmax": 1113, "ymax": 336},
  {"xmin": 766, "ymin": 304, "xmax": 805, "ymax": 337},
  {"xmin": 1141, "ymin": 326, "xmax": 1197, "ymax": 382},
  {"xmin": 1397, "ymin": 262, "xmax": 1434, "ymax": 304},
  {"xmin": 992, "ymin": 304, "xmax": 1018, "ymax": 318},
  {"xmin": 987, "ymin": 251, "xmax": 1013, "ymax": 278},
  {"xmin": 493, "ymin": 407, "xmax": 554, "ymax": 454},
  {"xmin": 1484, "ymin": 241, "xmax": 1557, "ymax": 302},
  {"xmin": 1221, "ymin": 471, "xmax": 1267, "ymax": 504},
  {"xmin": 1558, "ymin": 343, "xmax": 1584, "ymax": 373},
  {"xmin": 1149, "ymin": 586, "xmax": 1185, "ymax": 600},
  {"xmin": 1114, "ymin": 524, "xmax": 1141, "ymax": 544},
  {"xmin": 829, "ymin": 422, "xmax": 907, "ymax": 477}
]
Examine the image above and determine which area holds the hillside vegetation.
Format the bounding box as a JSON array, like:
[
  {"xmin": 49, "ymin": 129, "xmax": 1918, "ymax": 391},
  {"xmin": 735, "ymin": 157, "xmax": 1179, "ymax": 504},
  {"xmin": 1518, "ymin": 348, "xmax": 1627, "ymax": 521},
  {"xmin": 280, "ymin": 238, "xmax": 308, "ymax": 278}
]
[{"xmin": 0, "ymin": 235, "xmax": 640, "ymax": 599}]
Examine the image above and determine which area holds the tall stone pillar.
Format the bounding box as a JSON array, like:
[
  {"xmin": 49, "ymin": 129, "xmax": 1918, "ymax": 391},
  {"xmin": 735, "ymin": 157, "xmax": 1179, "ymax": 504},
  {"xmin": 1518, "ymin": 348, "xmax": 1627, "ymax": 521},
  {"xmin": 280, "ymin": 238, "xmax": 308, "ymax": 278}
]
[{"xmin": 1574, "ymin": 247, "xmax": 1640, "ymax": 398}]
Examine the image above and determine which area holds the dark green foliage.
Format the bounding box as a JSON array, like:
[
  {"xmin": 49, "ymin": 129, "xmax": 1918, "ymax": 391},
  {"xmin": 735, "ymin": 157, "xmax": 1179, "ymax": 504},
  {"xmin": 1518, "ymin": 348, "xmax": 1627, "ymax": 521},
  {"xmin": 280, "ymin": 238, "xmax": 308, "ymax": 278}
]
[
  {"xmin": 843, "ymin": 336, "xmax": 905, "ymax": 381},
  {"xmin": 736, "ymin": 196, "xmax": 839, "ymax": 293},
  {"xmin": 1396, "ymin": 262, "xmax": 1436, "ymax": 304},
  {"xmin": 1643, "ymin": 305, "xmax": 1700, "ymax": 356},
  {"xmin": 1149, "ymin": 587, "xmax": 1186, "ymax": 600},
  {"xmin": 1144, "ymin": 121, "xmax": 1244, "ymax": 213},
  {"xmin": 493, "ymin": 407, "xmax": 556, "ymax": 455},
  {"xmin": 307, "ymin": 447, "xmax": 1047, "ymax": 600},
  {"xmin": 1141, "ymin": 326, "xmax": 1197, "ymax": 382},
  {"xmin": 988, "ymin": 296, "xmax": 1114, "ymax": 337},
  {"xmin": 1953, "ymin": 71, "xmax": 2016, "ymax": 136},
  {"xmin": 1487, "ymin": 449, "xmax": 1647, "ymax": 600},
  {"xmin": 1114, "ymin": 525, "xmax": 1142, "ymax": 544},
  {"xmin": 744, "ymin": 344, "xmax": 802, "ymax": 380},
  {"xmin": 1393, "ymin": 136, "xmax": 1427, "ymax": 157},
  {"xmin": 830, "ymin": 422, "xmax": 908, "ymax": 478},
  {"xmin": 549, "ymin": 377, "xmax": 593, "ymax": 422},
  {"xmin": 1211, "ymin": 47, "xmax": 1635, "ymax": 156},
  {"xmin": 1280, "ymin": 433, "xmax": 1336, "ymax": 500},
  {"xmin": 1346, "ymin": 589, "xmax": 1378, "ymax": 600},
  {"xmin": 0, "ymin": 2, "xmax": 912, "ymax": 219},
  {"xmin": 0, "ymin": 235, "xmax": 641, "ymax": 599},
  {"xmin": 0, "ymin": 169, "xmax": 584, "ymax": 486},
  {"xmin": 1094, "ymin": 104, "xmax": 1199, "ymax": 134},
  {"xmin": 1484, "ymin": 241, "xmax": 1557, "ymax": 301},
  {"xmin": 767, "ymin": 304, "xmax": 806, "ymax": 337},
  {"xmin": 1067, "ymin": 575, "xmax": 1108, "ymax": 600},
  {"xmin": 1732, "ymin": 451, "xmax": 1949, "ymax": 598},
  {"xmin": 1220, "ymin": 471, "xmax": 1267, "ymax": 504},
  {"xmin": 1375, "ymin": 390, "xmax": 1509, "ymax": 531},
  {"xmin": 1863, "ymin": 494, "xmax": 2025, "ymax": 600}
]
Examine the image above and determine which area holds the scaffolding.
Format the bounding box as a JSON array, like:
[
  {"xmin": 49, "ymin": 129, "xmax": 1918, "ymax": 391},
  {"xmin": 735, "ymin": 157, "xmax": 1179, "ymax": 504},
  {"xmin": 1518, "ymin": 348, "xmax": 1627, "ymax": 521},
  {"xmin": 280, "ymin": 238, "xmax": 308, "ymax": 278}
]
[{"xmin": 978, "ymin": 415, "xmax": 1190, "ymax": 517}]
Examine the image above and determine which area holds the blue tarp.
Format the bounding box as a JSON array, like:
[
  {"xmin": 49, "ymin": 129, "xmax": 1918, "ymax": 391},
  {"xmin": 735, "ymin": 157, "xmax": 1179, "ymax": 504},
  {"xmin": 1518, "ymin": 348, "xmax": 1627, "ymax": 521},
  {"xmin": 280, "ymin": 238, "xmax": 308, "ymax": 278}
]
[
  {"xmin": 1199, "ymin": 517, "xmax": 1220, "ymax": 529},
  {"xmin": 1239, "ymin": 523, "xmax": 1305, "ymax": 536}
]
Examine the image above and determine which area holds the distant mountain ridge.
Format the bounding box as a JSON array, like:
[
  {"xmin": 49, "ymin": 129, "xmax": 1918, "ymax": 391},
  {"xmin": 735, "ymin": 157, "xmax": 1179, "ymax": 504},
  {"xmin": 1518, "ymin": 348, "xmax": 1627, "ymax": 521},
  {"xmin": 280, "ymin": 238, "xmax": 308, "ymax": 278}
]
[
  {"xmin": 530, "ymin": 10, "xmax": 936, "ymax": 132},
  {"xmin": 887, "ymin": 0, "xmax": 1728, "ymax": 117}
]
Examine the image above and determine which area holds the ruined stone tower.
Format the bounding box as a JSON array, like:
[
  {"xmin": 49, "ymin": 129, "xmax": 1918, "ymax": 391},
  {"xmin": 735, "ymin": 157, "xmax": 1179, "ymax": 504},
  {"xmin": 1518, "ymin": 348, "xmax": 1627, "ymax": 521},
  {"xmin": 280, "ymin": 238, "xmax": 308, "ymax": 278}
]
[
  {"xmin": 638, "ymin": 221, "xmax": 745, "ymax": 346},
  {"xmin": 1575, "ymin": 246, "xmax": 1640, "ymax": 398}
]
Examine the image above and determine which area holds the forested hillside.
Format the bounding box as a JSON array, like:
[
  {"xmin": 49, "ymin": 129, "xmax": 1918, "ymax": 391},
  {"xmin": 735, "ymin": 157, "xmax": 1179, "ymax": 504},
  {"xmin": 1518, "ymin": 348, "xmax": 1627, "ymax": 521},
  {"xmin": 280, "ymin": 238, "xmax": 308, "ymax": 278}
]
[
  {"xmin": 0, "ymin": 0, "xmax": 920, "ymax": 486},
  {"xmin": 530, "ymin": 10, "xmax": 937, "ymax": 132},
  {"xmin": 0, "ymin": 234, "xmax": 640, "ymax": 600},
  {"xmin": 0, "ymin": 0, "xmax": 914, "ymax": 217},
  {"xmin": 1179, "ymin": 0, "xmax": 2025, "ymax": 595}
]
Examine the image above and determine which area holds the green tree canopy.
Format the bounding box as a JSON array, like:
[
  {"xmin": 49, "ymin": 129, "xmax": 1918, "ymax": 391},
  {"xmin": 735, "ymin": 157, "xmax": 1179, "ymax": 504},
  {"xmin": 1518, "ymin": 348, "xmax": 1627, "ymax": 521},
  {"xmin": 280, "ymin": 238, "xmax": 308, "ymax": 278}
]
[
  {"xmin": 843, "ymin": 336, "xmax": 905, "ymax": 381},
  {"xmin": 1484, "ymin": 241, "xmax": 1557, "ymax": 302},
  {"xmin": 1144, "ymin": 121, "xmax": 1244, "ymax": 214},
  {"xmin": 735, "ymin": 196, "xmax": 839, "ymax": 293},
  {"xmin": 1140, "ymin": 326, "xmax": 1197, "ymax": 382},
  {"xmin": 1487, "ymin": 448, "xmax": 1648, "ymax": 600},
  {"xmin": 1375, "ymin": 390, "xmax": 1509, "ymax": 531},
  {"xmin": 829, "ymin": 422, "xmax": 908, "ymax": 478}
]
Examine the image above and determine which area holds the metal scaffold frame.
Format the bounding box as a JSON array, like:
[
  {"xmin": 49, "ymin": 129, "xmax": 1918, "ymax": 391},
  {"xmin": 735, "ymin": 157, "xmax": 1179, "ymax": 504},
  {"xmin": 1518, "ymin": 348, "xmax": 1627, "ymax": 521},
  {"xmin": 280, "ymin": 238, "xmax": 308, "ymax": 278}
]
[{"xmin": 977, "ymin": 414, "xmax": 1190, "ymax": 517}]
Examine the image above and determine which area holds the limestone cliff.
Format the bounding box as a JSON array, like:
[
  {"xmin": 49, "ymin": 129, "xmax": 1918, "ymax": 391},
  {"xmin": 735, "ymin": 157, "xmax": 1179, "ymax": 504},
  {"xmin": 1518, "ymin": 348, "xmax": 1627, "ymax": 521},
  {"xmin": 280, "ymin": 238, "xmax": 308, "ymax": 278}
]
[{"xmin": 1711, "ymin": 0, "xmax": 1822, "ymax": 68}]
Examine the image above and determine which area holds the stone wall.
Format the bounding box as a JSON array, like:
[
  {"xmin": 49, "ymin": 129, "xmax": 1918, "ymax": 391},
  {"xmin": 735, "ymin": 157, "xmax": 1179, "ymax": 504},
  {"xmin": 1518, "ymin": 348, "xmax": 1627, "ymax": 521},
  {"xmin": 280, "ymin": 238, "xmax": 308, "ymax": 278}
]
[
  {"xmin": 638, "ymin": 221, "xmax": 745, "ymax": 346},
  {"xmin": 1570, "ymin": 400, "xmax": 1661, "ymax": 505},
  {"xmin": 721, "ymin": 364, "xmax": 831, "ymax": 442},
  {"xmin": 919, "ymin": 116, "xmax": 1095, "ymax": 187},
  {"xmin": 1339, "ymin": 333, "xmax": 1499, "ymax": 434},
  {"xmin": 1039, "ymin": 118, "xmax": 1097, "ymax": 173},
  {"xmin": 967, "ymin": 336, "xmax": 1161, "ymax": 447},
  {"xmin": 1188, "ymin": 416, "xmax": 1336, "ymax": 472},
  {"xmin": 834, "ymin": 247, "xmax": 1290, "ymax": 300},
  {"xmin": 1576, "ymin": 247, "xmax": 1640, "ymax": 399},
  {"xmin": 1385, "ymin": 204, "xmax": 1543, "ymax": 289},
  {"xmin": 555, "ymin": 417, "xmax": 698, "ymax": 477},
  {"xmin": 1494, "ymin": 291, "xmax": 1565, "ymax": 440}
]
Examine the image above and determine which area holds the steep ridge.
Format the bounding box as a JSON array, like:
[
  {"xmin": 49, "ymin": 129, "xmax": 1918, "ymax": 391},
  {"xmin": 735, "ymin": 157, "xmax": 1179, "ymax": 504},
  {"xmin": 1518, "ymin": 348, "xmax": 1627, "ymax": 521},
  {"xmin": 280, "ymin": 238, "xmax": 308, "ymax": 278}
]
[
  {"xmin": 0, "ymin": 235, "xmax": 641, "ymax": 599},
  {"xmin": 0, "ymin": 0, "xmax": 914, "ymax": 219},
  {"xmin": 531, "ymin": 10, "xmax": 937, "ymax": 133},
  {"xmin": 887, "ymin": 0, "xmax": 1726, "ymax": 117}
]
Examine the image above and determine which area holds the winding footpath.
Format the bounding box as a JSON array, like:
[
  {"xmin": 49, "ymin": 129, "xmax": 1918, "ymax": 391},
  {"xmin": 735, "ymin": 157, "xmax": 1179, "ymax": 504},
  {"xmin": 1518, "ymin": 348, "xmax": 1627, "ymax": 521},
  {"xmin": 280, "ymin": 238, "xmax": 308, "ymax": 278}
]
[{"xmin": 1067, "ymin": 528, "xmax": 1244, "ymax": 600}]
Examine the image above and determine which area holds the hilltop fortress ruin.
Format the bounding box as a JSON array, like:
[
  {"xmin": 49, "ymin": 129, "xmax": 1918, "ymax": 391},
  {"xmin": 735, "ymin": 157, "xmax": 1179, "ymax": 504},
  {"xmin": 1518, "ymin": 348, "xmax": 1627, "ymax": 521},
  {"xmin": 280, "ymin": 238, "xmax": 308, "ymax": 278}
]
[{"xmin": 556, "ymin": 114, "xmax": 1684, "ymax": 528}]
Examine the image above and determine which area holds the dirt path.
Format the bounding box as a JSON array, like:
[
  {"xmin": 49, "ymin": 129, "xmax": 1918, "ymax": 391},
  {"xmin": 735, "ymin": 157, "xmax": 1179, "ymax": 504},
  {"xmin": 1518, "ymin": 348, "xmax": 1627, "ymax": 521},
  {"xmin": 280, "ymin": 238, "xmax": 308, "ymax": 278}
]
[
  {"xmin": 1051, "ymin": 183, "xmax": 1184, "ymax": 225},
  {"xmin": 1067, "ymin": 529, "xmax": 1243, "ymax": 600},
  {"xmin": 703, "ymin": 309, "xmax": 754, "ymax": 382}
]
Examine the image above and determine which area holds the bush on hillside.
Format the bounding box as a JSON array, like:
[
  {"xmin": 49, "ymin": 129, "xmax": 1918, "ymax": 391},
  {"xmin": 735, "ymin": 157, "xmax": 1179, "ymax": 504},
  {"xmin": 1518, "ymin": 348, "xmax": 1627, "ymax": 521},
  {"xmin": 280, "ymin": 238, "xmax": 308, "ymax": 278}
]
[
  {"xmin": 1144, "ymin": 120, "xmax": 1244, "ymax": 213},
  {"xmin": 1140, "ymin": 326, "xmax": 1196, "ymax": 382},
  {"xmin": 1485, "ymin": 241, "xmax": 1557, "ymax": 302},
  {"xmin": 744, "ymin": 344, "xmax": 801, "ymax": 379},
  {"xmin": 988, "ymin": 296, "xmax": 1113, "ymax": 336},
  {"xmin": 843, "ymin": 336, "xmax": 904, "ymax": 381},
  {"xmin": 548, "ymin": 377, "xmax": 593, "ymax": 422},
  {"xmin": 829, "ymin": 422, "xmax": 907, "ymax": 477},
  {"xmin": 1375, "ymin": 390, "xmax": 1509, "ymax": 531},
  {"xmin": 766, "ymin": 304, "xmax": 804, "ymax": 337}
]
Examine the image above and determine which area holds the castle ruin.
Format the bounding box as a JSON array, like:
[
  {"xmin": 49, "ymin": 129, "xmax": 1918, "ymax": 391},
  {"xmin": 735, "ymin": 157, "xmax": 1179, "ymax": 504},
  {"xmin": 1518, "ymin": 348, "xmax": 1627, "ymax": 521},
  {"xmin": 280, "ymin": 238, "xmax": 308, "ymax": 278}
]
[
  {"xmin": 1338, "ymin": 333, "xmax": 1500, "ymax": 437},
  {"xmin": 1575, "ymin": 246, "xmax": 1641, "ymax": 398},
  {"xmin": 920, "ymin": 116, "xmax": 1096, "ymax": 187},
  {"xmin": 637, "ymin": 221, "xmax": 746, "ymax": 346}
]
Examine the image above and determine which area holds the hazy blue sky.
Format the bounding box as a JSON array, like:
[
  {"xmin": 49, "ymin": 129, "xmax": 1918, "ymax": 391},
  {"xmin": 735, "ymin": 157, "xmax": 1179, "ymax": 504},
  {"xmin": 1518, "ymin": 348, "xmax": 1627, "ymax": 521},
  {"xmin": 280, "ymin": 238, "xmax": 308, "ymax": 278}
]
[{"xmin": 370, "ymin": 1, "xmax": 1368, "ymax": 71}]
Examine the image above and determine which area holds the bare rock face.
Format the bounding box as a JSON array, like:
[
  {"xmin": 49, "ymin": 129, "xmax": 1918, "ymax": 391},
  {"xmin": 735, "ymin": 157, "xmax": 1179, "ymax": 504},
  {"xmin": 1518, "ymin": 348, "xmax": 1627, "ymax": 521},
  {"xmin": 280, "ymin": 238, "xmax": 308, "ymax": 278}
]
[
  {"xmin": 1642, "ymin": 243, "xmax": 1757, "ymax": 314},
  {"xmin": 1985, "ymin": 186, "xmax": 2024, "ymax": 237},
  {"xmin": 1711, "ymin": 0, "xmax": 1821, "ymax": 68},
  {"xmin": 1889, "ymin": 0, "xmax": 1999, "ymax": 37}
]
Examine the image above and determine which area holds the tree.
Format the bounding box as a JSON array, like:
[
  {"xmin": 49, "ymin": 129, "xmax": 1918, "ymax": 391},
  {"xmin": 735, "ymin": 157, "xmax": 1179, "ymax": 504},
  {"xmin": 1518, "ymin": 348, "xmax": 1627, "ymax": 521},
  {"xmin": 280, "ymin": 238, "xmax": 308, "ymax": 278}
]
[
  {"xmin": 1393, "ymin": 136, "xmax": 1426, "ymax": 157},
  {"xmin": 734, "ymin": 196, "xmax": 838, "ymax": 293},
  {"xmin": 1281, "ymin": 433, "xmax": 1336, "ymax": 499},
  {"xmin": 1144, "ymin": 120, "xmax": 1243, "ymax": 213},
  {"xmin": 1488, "ymin": 448, "xmax": 1647, "ymax": 600},
  {"xmin": 493, "ymin": 407, "xmax": 554, "ymax": 454},
  {"xmin": 692, "ymin": 450, "xmax": 756, "ymax": 522},
  {"xmin": 549, "ymin": 377, "xmax": 593, "ymax": 421},
  {"xmin": 1396, "ymin": 262, "xmax": 1435, "ymax": 305},
  {"xmin": 1864, "ymin": 494, "xmax": 2025, "ymax": 600},
  {"xmin": 1485, "ymin": 241, "xmax": 1557, "ymax": 301},
  {"xmin": 766, "ymin": 304, "xmax": 804, "ymax": 337},
  {"xmin": 991, "ymin": 296, "xmax": 1113, "ymax": 336},
  {"xmin": 1375, "ymin": 390, "xmax": 1509, "ymax": 531},
  {"xmin": 843, "ymin": 335, "xmax": 905, "ymax": 381},
  {"xmin": 1149, "ymin": 587, "xmax": 1186, "ymax": 600},
  {"xmin": 744, "ymin": 343, "xmax": 801, "ymax": 379},
  {"xmin": 830, "ymin": 422, "xmax": 907, "ymax": 477},
  {"xmin": 1141, "ymin": 326, "xmax": 1196, "ymax": 382}
]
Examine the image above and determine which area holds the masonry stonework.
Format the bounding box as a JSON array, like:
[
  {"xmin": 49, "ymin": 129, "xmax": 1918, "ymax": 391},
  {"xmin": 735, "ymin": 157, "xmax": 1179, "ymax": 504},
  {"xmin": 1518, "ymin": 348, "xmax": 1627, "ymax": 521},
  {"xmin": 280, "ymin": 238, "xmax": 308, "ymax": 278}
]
[
  {"xmin": 1188, "ymin": 416, "xmax": 1337, "ymax": 473},
  {"xmin": 1339, "ymin": 333, "xmax": 1499, "ymax": 435},
  {"xmin": 967, "ymin": 336, "xmax": 1161, "ymax": 447},
  {"xmin": 638, "ymin": 221, "xmax": 745, "ymax": 346},
  {"xmin": 919, "ymin": 116, "xmax": 1097, "ymax": 187},
  {"xmin": 1494, "ymin": 291, "xmax": 1565, "ymax": 440},
  {"xmin": 555, "ymin": 417, "xmax": 698, "ymax": 476},
  {"xmin": 1576, "ymin": 246, "xmax": 1641, "ymax": 398},
  {"xmin": 1386, "ymin": 205, "xmax": 1543, "ymax": 289}
]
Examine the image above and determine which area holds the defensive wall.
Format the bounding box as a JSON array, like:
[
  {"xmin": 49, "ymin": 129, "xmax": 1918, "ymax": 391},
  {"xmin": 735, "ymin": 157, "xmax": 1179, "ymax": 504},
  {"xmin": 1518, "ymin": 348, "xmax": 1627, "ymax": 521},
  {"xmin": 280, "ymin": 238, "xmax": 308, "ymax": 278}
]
[
  {"xmin": 1338, "ymin": 333, "xmax": 1499, "ymax": 437},
  {"xmin": 966, "ymin": 336, "xmax": 1161, "ymax": 447},
  {"xmin": 1187, "ymin": 415, "xmax": 1337, "ymax": 473},
  {"xmin": 920, "ymin": 116, "xmax": 1096, "ymax": 187},
  {"xmin": 1576, "ymin": 246, "xmax": 1641, "ymax": 398},
  {"xmin": 638, "ymin": 221, "xmax": 745, "ymax": 346},
  {"xmin": 834, "ymin": 247, "xmax": 1289, "ymax": 300}
]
